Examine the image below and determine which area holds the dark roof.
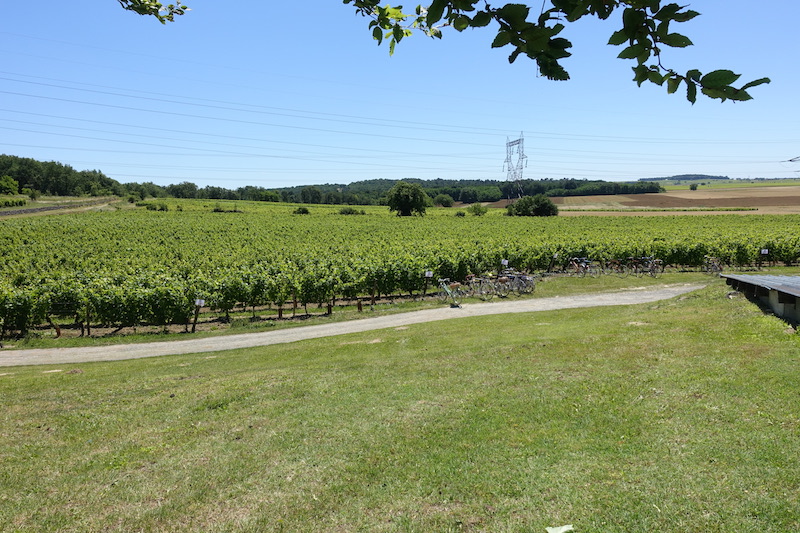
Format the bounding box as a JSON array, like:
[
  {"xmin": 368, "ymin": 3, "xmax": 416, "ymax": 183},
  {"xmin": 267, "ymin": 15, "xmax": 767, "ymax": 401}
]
[{"xmin": 721, "ymin": 274, "xmax": 800, "ymax": 298}]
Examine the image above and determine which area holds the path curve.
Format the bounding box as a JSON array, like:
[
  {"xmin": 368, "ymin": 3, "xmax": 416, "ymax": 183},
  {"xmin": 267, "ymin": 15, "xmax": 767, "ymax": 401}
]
[{"xmin": 0, "ymin": 284, "xmax": 704, "ymax": 367}]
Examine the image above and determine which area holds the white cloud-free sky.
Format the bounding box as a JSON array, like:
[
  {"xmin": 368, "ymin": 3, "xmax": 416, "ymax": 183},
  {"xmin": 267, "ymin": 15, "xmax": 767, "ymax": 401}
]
[{"xmin": 1, "ymin": 1, "xmax": 798, "ymax": 188}]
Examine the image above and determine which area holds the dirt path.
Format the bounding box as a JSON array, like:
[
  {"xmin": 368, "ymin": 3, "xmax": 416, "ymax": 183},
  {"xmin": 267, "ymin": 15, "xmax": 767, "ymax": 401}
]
[{"xmin": 0, "ymin": 284, "xmax": 704, "ymax": 367}]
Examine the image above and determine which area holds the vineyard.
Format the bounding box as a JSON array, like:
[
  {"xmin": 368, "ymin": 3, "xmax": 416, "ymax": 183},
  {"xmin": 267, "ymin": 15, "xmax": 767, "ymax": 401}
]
[{"xmin": 2, "ymin": 200, "xmax": 800, "ymax": 336}]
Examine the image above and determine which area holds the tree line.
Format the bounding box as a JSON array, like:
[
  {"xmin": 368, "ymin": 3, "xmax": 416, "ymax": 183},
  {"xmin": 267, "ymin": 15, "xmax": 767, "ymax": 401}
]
[{"xmin": 1, "ymin": 154, "xmax": 662, "ymax": 205}]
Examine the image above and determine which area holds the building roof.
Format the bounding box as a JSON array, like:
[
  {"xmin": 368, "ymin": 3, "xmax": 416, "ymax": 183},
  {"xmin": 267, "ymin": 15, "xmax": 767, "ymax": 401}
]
[{"xmin": 721, "ymin": 274, "xmax": 800, "ymax": 298}]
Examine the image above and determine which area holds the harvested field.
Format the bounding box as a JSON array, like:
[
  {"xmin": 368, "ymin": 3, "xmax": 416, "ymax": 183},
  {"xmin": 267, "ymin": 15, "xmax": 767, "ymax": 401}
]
[{"xmin": 553, "ymin": 185, "xmax": 800, "ymax": 215}]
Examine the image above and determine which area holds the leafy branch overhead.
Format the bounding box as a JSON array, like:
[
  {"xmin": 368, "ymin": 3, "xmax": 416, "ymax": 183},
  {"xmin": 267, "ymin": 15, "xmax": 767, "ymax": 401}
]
[
  {"xmin": 118, "ymin": 1, "xmax": 768, "ymax": 103},
  {"xmin": 117, "ymin": 0, "xmax": 189, "ymax": 23},
  {"xmin": 344, "ymin": 0, "xmax": 769, "ymax": 103}
]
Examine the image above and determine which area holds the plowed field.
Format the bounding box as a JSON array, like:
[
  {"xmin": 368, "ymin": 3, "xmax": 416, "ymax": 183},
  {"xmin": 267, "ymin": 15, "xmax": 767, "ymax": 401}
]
[{"xmin": 553, "ymin": 185, "xmax": 800, "ymax": 215}]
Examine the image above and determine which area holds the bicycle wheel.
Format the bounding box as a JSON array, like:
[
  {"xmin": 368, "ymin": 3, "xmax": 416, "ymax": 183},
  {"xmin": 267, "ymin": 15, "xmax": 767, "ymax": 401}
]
[
  {"xmin": 437, "ymin": 287, "xmax": 449, "ymax": 303},
  {"xmin": 650, "ymin": 261, "xmax": 664, "ymax": 278},
  {"xmin": 478, "ymin": 280, "xmax": 495, "ymax": 301},
  {"xmin": 518, "ymin": 276, "xmax": 535, "ymax": 294},
  {"xmin": 496, "ymin": 281, "xmax": 510, "ymax": 298},
  {"xmin": 450, "ymin": 288, "xmax": 463, "ymax": 306},
  {"xmin": 588, "ymin": 264, "xmax": 601, "ymax": 278},
  {"xmin": 463, "ymin": 281, "xmax": 476, "ymax": 298}
]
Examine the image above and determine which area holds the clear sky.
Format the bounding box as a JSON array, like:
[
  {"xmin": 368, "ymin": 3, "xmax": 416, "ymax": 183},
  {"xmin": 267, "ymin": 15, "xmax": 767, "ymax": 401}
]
[{"xmin": 1, "ymin": 1, "xmax": 798, "ymax": 189}]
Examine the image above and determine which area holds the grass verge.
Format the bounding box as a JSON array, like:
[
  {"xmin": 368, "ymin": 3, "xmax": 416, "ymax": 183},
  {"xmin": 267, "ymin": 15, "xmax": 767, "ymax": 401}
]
[{"xmin": 1, "ymin": 280, "xmax": 799, "ymax": 531}]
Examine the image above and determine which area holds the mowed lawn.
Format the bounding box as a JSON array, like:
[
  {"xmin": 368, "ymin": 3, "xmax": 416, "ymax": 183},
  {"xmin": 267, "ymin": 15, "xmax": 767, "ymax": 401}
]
[{"xmin": 1, "ymin": 282, "xmax": 799, "ymax": 532}]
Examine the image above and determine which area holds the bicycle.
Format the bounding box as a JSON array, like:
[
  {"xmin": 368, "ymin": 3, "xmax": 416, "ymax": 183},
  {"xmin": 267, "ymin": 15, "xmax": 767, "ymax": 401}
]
[
  {"xmin": 493, "ymin": 274, "xmax": 511, "ymax": 298},
  {"xmin": 493, "ymin": 269, "xmax": 537, "ymax": 297},
  {"xmin": 463, "ymin": 274, "xmax": 496, "ymax": 301},
  {"xmin": 473, "ymin": 276, "xmax": 497, "ymax": 301},
  {"xmin": 629, "ymin": 256, "xmax": 663, "ymax": 278},
  {"xmin": 568, "ymin": 257, "xmax": 600, "ymax": 278},
  {"xmin": 703, "ymin": 255, "xmax": 723, "ymax": 276},
  {"xmin": 603, "ymin": 258, "xmax": 629, "ymax": 278},
  {"xmin": 437, "ymin": 278, "xmax": 464, "ymax": 307},
  {"xmin": 509, "ymin": 272, "xmax": 536, "ymax": 295}
]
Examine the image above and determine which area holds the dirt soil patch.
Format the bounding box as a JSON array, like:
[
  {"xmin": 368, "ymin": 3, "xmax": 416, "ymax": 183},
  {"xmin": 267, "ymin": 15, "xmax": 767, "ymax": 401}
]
[{"xmin": 554, "ymin": 186, "xmax": 800, "ymax": 215}]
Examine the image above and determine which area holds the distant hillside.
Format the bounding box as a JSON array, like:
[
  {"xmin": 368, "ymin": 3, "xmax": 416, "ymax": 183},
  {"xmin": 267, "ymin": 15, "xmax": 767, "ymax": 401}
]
[{"xmin": 639, "ymin": 174, "xmax": 730, "ymax": 182}]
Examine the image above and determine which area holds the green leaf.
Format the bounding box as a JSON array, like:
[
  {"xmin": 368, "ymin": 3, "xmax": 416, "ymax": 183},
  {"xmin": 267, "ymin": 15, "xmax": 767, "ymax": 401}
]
[
  {"xmin": 497, "ymin": 4, "xmax": 530, "ymax": 30},
  {"xmin": 392, "ymin": 24, "xmax": 404, "ymax": 42},
  {"xmin": 700, "ymin": 69, "xmax": 741, "ymax": 88},
  {"xmin": 740, "ymin": 77, "xmax": 771, "ymax": 91},
  {"xmin": 372, "ymin": 26, "xmax": 383, "ymax": 44},
  {"xmin": 426, "ymin": 0, "xmax": 447, "ymax": 26},
  {"xmin": 636, "ymin": 45, "xmax": 652, "ymax": 64},
  {"xmin": 730, "ymin": 89, "xmax": 753, "ymax": 102},
  {"xmin": 632, "ymin": 64, "xmax": 649, "ymax": 86},
  {"xmin": 701, "ymin": 86, "xmax": 730, "ymax": 101},
  {"xmin": 667, "ymin": 76, "xmax": 681, "ymax": 94},
  {"xmin": 621, "ymin": 7, "xmax": 646, "ymax": 38},
  {"xmin": 686, "ymin": 69, "xmax": 701, "ymax": 82},
  {"xmin": 470, "ymin": 10, "xmax": 492, "ymax": 27},
  {"xmin": 659, "ymin": 33, "xmax": 693, "ymax": 48},
  {"xmin": 522, "ymin": 26, "xmax": 551, "ymax": 51},
  {"xmin": 686, "ymin": 80, "xmax": 697, "ymax": 104},
  {"xmin": 654, "ymin": 3, "xmax": 682, "ymax": 21},
  {"xmin": 608, "ymin": 29, "xmax": 628, "ymax": 46},
  {"xmin": 655, "ymin": 20, "xmax": 670, "ymax": 40},
  {"xmin": 672, "ymin": 9, "xmax": 700, "ymax": 22},
  {"xmin": 492, "ymin": 30, "xmax": 512, "ymax": 48},
  {"xmin": 648, "ymin": 70, "xmax": 665, "ymax": 85},
  {"xmin": 453, "ymin": 14, "xmax": 470, "ymax": 32},
  {"xmin": 618, "ymin": 43, "xmax": 644, "ymax": 59}
]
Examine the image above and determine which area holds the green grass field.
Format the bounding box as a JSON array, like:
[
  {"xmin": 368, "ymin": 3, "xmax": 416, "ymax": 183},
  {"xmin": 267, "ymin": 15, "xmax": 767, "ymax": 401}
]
[{"xmin": 2, "ymin": 277, "xmax": 799, "ymax": 532}]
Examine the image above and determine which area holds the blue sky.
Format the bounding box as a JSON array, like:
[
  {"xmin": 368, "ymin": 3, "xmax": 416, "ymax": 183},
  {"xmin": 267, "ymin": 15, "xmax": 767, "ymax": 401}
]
[{"xmin": 1, "ymin": 1, "xmax": 798, "ymax": 189}]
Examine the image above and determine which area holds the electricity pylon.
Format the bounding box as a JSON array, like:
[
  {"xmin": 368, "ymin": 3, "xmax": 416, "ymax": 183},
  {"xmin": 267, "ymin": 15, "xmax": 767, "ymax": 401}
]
[{"xmin": 503, "ymin": 133, "xmax": 527, "ymax": 199}]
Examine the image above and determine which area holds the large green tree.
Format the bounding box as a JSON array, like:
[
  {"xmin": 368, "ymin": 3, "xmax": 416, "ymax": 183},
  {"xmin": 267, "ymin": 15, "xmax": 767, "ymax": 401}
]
[
  {"xmin": 121, "ymin": 1, "xmax": 769, "ymax": 103},
  {"xmin": 506, "ymin": 194, "xmax": 559, "ymax": 216},
  {"xmin": 386, "ymin": 181, "xmax": 428, "ymax": 216}
]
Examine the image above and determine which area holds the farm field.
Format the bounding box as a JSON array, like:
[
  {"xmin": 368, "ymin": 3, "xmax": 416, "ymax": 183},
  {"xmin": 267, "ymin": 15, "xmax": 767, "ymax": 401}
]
[
  {"xmin": 2, "ymin": 196, "xmax": 800, "ymax": 341},
  {"xmin": 2, "ymin": 190, "xmax": 800, "ymax": 531},
  {"xmin": 554, "ymin": 184, "xmax": 800, "ymax": 215}
]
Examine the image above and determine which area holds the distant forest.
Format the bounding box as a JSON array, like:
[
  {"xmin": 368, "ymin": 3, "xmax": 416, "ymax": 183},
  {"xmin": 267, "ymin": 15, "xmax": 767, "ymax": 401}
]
[
  {"xmin": 1, "ymin": 154, "xmax": 663, "ymax": 205},
  {"xmin": 640, "ymin": 174, "xmax": 730, "ymax": 182}
]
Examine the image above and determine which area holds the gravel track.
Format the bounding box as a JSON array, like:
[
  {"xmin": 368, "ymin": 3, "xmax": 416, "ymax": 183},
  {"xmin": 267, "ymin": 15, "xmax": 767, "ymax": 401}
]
[{"xmin": 0, "ymin": 284, "xmax": 704, "ymax": 367}]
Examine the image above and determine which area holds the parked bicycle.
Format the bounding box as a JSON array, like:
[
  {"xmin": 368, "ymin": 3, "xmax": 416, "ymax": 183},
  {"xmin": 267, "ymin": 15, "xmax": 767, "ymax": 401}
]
[
  {"xmin": 629, "ymin": 256, "xmax": 663, "ymax": 278},
  {"xmin": 437, "ymin": 278, "xmax": 464, "ymax": 307},
  {"xmin": 493, "ymin": 269, "xmax": 537, "ymax": 297},
  {"xmin": 703, "ymin": 255, "xmax": 723, "ymax": 275},
  {"xmin": 603, "ymin": 258, "xmax": 629, "ymax": 278},
  {"xmin": 567, "ymin": 257, "xmax": 601, "ymax": 278},
  {"xmin": 463, "ymin": 274, "xmax": 496, "ymax": 301}
]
